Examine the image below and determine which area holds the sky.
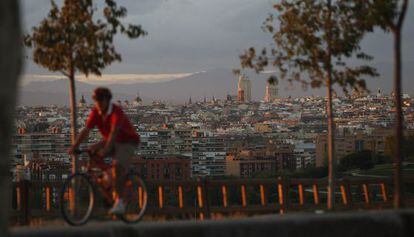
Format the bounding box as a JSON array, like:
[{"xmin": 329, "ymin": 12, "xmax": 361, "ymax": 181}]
[{"xmin": 21, "ymin": 0, "xmax": 414, "ymax": 88}]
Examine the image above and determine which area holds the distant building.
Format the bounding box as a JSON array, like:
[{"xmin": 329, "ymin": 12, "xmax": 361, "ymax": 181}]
[
  {"xmin": 225, "ymin": 145, "xmax": 295, "ymax": 177},
  {"xmin": 264, "ymin": 81, "xmax": 278, "ymax": 102},
  {"xmin": 315, "ymin": 128, "xmax": 398, "ymax": 167},
  {"xmin": 192, "ymin": 131, "xmax": 226, "ymax": 177},
  {"xmin": 226, "ymin": 155, "xmax": 278, "ymax": 177},
  {"xmin": 13, "ymin": 129, "xmax": 72, "ymax": 162},
  {"xmin": 79, "ymin": 94, "xmax": 87, "ymax": 108},
  {"xmin": 377, "ymin": 88, "xmax": 382, "ymax": 98},
  {"xmin": 294, "ymin": 142, "xmax": 316, "ymax": 170},
  {"xmin": 226, "ymin": 93, "xmax": 237, "ymax": 102},
  {"xmin": 237, "ymin": 74, "xmax": 252, "ymax": 102},
  {"xmin": 131, "ymin": 155, "xmax": 191, "ymax": 180},
  {"xmin": 14, "ymin": 153, "xmax": 71, "ymax": 182},
  {"xmin": 12, "ymin": 128, "xmax": 94, "ymax": 182},
  {"xmin": 138, "ymin": 128, "xmax": 193, "ymax": 157},
  {"xmin": 237, "ymin": 90, "xmax": 245, "ymax": 102},
  {"xmin": 140, "ymin": 128, "xmax": 226, "ymax": 177},
  {"xmin": 133, "ymin": 92, "xmax": 143, "ymax": 106}
]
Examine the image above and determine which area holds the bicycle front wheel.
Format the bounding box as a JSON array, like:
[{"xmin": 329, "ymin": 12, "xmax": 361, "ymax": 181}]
[
  {"xmin": 120, "ymin": 173, "xmax": 148, "ymax": 223},
  {"xmin": 60, "ymin": 173, "xmax": 95, "ymax": 226}
]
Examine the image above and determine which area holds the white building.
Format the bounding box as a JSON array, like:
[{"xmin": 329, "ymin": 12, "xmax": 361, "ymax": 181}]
[
  {"xmin": 293, "ymin": 141, "xmax": 316, "ymax": 170},
  {"xmin": 138, "ymin": 129, "xmax": 193, "ymax": 157},
  {"xmin": 191, "ymin": 131, "xmax": 226, "ymax": 177}
]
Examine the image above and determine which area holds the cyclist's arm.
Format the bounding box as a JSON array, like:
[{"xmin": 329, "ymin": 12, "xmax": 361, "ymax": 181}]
[
  {"xmin": 73, "ymin": 127, "xmax": 91, "ymax": 148},
  {"xmin": 73, "ymin": 108, "xmax": 96, "ymax": 149},
  {"xmin": 68, "ymin": 127, "xmax": 91, "ymax": 155}
]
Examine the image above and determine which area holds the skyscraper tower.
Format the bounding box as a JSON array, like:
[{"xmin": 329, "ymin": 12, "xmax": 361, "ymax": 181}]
[
  {"xmin": 264, "ymin": 80, "xmax": 278, "ymax": 102},
  {"xmin": 237, "ymin": 74, "xmax": 252, "ymax": 102}
]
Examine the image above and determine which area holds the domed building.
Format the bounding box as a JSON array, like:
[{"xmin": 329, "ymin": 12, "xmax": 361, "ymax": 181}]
[{"xmin": 133, "ymin": 91, "xmax": 143, "ymax": 106}]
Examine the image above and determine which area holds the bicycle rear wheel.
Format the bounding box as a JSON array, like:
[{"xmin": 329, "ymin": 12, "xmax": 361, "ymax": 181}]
[
  {"xmin": 119, "ymin": 173, "xmax": 147, "ymax": 223},
  {"xmin": 60, "ymin": 173, "xmax": 95, "ymax": 226}
]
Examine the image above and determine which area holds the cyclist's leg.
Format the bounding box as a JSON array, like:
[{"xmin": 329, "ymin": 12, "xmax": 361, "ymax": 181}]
[{"xmin": 113, "ymin": 143, "xmax": 134, "ymax": 199}]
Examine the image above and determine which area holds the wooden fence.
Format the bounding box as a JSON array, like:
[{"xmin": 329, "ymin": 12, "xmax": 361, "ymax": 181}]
[{"xmin": 10, "ymin": 177, "xmax": 414, "ymax": 225}]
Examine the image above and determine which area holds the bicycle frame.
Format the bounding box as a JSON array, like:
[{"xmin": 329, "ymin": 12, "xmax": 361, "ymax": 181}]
[
  {"xmin": 78, "ymin": 151, "xmax": 120, "ymax": 205},
  {"xmin": 78, "ymin": 150, "xmax": 138, "ymax": 207},
  {"xmin": 61, "ymin": 149, "xmax": 147, "ymax": 225}
]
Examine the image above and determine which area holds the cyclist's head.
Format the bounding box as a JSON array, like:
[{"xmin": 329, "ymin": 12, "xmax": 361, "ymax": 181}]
[
  {"xmin": 92, "ymin": 87, "xmax": 112, "ymax": 102},
  {"xmin": 92, "ymin": 87, "xmax": 112, "ymax": 113}
]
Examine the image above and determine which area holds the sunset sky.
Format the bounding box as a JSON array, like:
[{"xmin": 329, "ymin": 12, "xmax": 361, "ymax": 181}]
[{"xmin": 21, "ymin": 0, "xmax": 414, "ymax": 88}]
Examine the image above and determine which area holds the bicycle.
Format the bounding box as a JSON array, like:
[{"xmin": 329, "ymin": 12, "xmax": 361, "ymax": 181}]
[{"xmin": 60, "ymin": 149, "xmax": 148, "ymax": 226}]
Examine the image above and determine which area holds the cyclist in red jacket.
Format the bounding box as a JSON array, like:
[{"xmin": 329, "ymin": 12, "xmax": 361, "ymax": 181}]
[{"xmin": 68, "ymin": 87, "xmax": 140, "ymax": 215}]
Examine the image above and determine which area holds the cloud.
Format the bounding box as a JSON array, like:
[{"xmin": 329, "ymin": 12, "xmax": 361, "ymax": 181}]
[{"xmin": 21, "ymin": 72, "xmax": 199, "ymax": 86}]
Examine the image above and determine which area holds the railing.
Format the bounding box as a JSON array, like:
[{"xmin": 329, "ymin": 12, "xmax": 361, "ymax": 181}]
[{"xmin": 10, "ymin": 177, "xmax": 414, "ymax": 225}]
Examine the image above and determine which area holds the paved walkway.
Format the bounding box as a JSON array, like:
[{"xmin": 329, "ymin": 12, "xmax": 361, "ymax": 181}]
[{"xmin": 11, "ymin": 209, "xmax": 414, "ymax": 237}]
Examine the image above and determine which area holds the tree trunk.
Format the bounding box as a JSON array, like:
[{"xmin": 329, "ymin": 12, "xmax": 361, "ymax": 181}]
[
  {"xmin": 68, "ymin": 72, "xmax": 78, "ymax": 174},
  {"xmin": 326, "ymin": 72, "xmax": 335, "ymax": 210},
  {"xmin": 0, "ymin": 0, "xmax": 22, "ymax": 234},
  {"xmin": 393, "ymin": 28, "xmax": 404, "ymax": 208},
  {"xmin": 326, "ymin": 0, "xmax": 335, "ymax": 210}
]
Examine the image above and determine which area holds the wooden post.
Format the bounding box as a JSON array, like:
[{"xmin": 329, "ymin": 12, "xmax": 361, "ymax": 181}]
[
  {"xmin": 178, "ymin": 186, "xmax": 184, "ymax": 208},
  {"xmin": 260, "ymin": 184, "xmax": 266, "ymax": 206},
  {"xmin": 158, "ymin": 186, "xmax": 164, "ymax": 208},
  {"xmin": 313, "ymin": 184, "xmax": 319, "ymax": 205},
  {"xmin": 298, "ymin": 184, "xmax": 304, "ymax": 206},
  {"xmin": 362, "ymin": 184, "xmax": 370, "ymax": 205},
  {"xmin": 138, "ymin": 186, "xmax": 143, "ymax": 208},
  {"xmin": 197, "ymin": 185, "xmax": 204, "ymax": 220},
  {"xmin": 241, "ymin": 185, "xmax": 247, "ymax": 207},
  {"xmin": 340, "ymin": 185, "xmax": 348, "ymax": 205},
  {"xmin": 197, "ymin": 185, "xmax": 203, "ymax": 208},
  {"xmin": 222, "ymin": 185, "xmax": 228, "ymax": 208},
  {"xmin": 45, "ymin": 186, "xmax": 51, "ymax": 212},
  {"xmin": 278, "ymin": 183, "xmax": 284, "ymax": 214},
  {"xmin": 380, "ymin": 182, "xmax": 388, "ymax": 202}
]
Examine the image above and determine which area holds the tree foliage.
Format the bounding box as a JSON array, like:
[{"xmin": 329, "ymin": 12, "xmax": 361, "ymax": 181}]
[
  {"xmin": 339, "ymin": 150, "xmax": 375, "ymax": 170},
  {"xmin": 24, "ymin": 0, "xmax": 146, "ymax": 77},
  {"xmin": 385, "ymin": 136, "xmax": 414, "ymax": 161},
  {"xmin": 339, "ymin": 150, "xmax": 391, "ymax": 171},
  {"xmin": 238, "ymin": 0, "xmax": 378, "ymax": 94},
  {"xmin": 363, "ymin": 0, "xmax": 409, "ymax": 32}
]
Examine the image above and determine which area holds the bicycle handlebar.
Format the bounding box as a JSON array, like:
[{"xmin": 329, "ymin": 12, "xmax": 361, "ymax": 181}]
[
  {"xmin": 74, "ymin": 148, "xmax": 88, "ymax": 155},
  {"xmin": 73, "ymin": 148, "xmax": 85, "ymax": 155}
]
